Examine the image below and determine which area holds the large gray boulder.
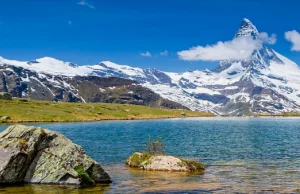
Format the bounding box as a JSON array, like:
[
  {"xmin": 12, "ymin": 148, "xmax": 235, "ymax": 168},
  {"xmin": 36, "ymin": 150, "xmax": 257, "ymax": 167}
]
[{"xmin": 0, "ymin": 125, "xmax": 111, "ymax": 185}]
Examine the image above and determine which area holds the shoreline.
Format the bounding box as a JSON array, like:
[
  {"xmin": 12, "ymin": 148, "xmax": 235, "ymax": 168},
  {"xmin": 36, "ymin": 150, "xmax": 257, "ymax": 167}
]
[
  {"xmin": 2, "ymin": 115, "xmax": 300, "ymax": 125},
  {"xmin": 1, "ymin": 99, "xmax": 299, "ymax": 125},
  {"xmin": 0, "ymin": 115, "xmax": 215, "ymax": 124}
]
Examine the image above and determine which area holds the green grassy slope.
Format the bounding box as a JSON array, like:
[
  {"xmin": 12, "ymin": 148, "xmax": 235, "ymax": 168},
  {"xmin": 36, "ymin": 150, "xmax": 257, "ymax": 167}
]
[{"xmin": 0, "ymin": 98, "xmax": 214, "ymax": 123}]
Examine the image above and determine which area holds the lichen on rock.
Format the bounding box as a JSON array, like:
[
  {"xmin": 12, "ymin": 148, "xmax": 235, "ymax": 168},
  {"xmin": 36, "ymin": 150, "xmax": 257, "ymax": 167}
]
[
  {"xmin": 0, "ymin": 125, "xmax": 111, "ymax": 186},
  {"xmin": 126, "ymin": 152, "xmax": 205, "ymax": 172}
]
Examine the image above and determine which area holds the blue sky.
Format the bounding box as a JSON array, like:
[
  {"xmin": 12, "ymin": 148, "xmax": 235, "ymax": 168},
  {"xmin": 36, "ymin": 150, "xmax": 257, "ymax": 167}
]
[{"xmin": 0, "ymin": 0, "xmax": 300, "ymax": 72}]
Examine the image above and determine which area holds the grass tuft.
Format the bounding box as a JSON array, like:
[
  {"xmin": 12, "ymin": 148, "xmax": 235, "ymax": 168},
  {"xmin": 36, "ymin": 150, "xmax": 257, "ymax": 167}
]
[{"xmin": 74, "ymin": 165, "xmax": 95, "ymax": 186}]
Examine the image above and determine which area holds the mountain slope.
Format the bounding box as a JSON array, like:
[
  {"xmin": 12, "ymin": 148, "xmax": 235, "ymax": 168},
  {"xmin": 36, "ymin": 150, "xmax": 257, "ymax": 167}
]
[
  {"xmin": 1, "ymin": 18, "xmax": 300, "ymax": 115},
  {"xmin": 0, "ymin": 64, "xmax": 188, "ymax": 110},
  {"xmin": 0, "ymin": 98, "xmax": 212, "ymax": 123}
]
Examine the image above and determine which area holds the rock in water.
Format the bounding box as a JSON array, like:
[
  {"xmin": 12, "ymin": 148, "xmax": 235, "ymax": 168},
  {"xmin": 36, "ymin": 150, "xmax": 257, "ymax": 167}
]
[
  {"xmin": 0, "ymin": 125, "xmax": 111, "ymax": 185},
  {"xmin": 126, "ymin": 152, "xmax": 205, "ymax": 172}
]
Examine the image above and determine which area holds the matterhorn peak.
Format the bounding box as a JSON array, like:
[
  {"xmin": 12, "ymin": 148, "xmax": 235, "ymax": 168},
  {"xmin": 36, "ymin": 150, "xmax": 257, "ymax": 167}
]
[{"xmin": 235, "ymin": 18, "xmax": 259, "ymax": 39}]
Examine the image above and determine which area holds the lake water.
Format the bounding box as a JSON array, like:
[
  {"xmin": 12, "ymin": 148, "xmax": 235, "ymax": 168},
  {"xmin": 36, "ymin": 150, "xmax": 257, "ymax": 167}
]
[{"xmin": 1, "ymin": 117, "xmax": 300, "ymax": 193}]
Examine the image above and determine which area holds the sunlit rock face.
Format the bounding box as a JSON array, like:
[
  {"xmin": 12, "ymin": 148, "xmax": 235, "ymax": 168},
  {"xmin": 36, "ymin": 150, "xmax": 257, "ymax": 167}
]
[{"xmin": 0, "ymin": 125, "xmax": 111, "ymax": 185}]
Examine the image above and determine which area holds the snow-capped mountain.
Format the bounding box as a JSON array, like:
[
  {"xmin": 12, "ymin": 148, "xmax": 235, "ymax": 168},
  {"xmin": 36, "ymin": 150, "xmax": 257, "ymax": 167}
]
[
  {"xmin": 1, "ymin": 18, "xmax": 300, "ymax": 115},
  {"xmin": 0, "ymin": 60, "xmax": 187, "ymax": 109}
]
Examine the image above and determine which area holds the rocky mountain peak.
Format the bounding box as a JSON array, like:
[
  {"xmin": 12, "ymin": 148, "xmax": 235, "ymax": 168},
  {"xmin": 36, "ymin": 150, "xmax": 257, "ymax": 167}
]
[
  {"xmin": 217, "ymin": 19, "xmax": 281, "ymax": 72},
  {"xmin": 235, "ymin": 18, "xmax": 259, "ymax": 39}
]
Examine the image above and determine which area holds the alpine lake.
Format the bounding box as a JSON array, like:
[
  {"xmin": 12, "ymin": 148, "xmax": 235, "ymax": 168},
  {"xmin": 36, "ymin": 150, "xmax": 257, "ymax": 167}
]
[{"xmin": 0, "ymin": 117, "xmax": 300, "ymax": 193}]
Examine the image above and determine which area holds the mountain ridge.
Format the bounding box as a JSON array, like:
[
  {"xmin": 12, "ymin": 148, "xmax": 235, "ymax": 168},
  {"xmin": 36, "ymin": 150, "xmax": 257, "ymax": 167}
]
[
  {"xmin": 1, "ymin": 18, "xmax": 300, "ymax": 115},
  {"xmin": 0, "ymin": 64, "xmax": 188, "ymax": 110}
]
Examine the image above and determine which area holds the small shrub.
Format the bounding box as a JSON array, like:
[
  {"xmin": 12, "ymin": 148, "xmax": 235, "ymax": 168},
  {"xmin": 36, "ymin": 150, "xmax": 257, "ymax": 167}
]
[
  {"xmin": 74, "ymin": 165, "xmax": 95, "ymax": 185},
  {"xmin": 146, "ymin": 135, "xmax": 165, "ymax": 155}
]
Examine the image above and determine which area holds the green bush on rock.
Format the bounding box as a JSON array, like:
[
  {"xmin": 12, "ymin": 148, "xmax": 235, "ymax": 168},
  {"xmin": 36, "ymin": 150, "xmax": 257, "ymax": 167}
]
[{"xmin": 74, "ymin": 165, "xmax": 95, "ymax": 186}]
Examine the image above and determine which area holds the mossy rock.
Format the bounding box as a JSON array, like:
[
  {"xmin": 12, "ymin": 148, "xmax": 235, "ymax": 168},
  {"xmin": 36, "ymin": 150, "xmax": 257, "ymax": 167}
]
[
  {"xmin": 178, "ymin": 158, "xmax": 205, "ymax": 171},
  {"xmin": 126, "ymin": 152, "xmax": 205, "ymax": 172},
  {"xmin": 126, "ymin": 152, "xmax": 153, "ymax": 168}
]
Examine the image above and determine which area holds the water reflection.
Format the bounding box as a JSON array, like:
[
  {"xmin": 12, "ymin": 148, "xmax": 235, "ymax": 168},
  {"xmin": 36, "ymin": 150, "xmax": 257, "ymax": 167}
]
[
  {"xmin": 0, "ymin": 184, "xmax": 110, "ymax": 194},
  {"xmin": 104, "ymin": 160, "xmax": 300, "ymax": 193},
  {"xmin": 1, "ymin": 161, "xmax": 300, "ymax": 193},
  {"xmin": 103, "ymin": 165, "xmax": 219, "ymax": 193}
]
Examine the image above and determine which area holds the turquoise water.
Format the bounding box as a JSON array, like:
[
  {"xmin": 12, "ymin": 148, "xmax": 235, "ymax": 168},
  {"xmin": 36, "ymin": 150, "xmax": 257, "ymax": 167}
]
[{"xmin": 1, "ymin": 117, "xmax": 300, "ymax": 193}]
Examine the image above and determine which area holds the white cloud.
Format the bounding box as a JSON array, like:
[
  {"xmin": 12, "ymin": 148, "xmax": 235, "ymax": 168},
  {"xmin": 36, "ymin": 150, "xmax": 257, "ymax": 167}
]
[
  {"xmin": 77, "ymin": 0, "xmax": 95, "ymax": 9},
  {"xmin": 141, "ymin": 51, "xmax": 152, "ymax": 57},
  {"xmin": 160, "ymin": 50, "xmax": 168, "ymax": 56},
  {"xmin": 258, "ymin": 32, "xmax": 277, "ymax": 45},
  {"xmin": 68, "ymin": 21, "xmax": 72, "ymax": 25},
  {"xmin": 178, "ymin": 37, "xmax": 261, "ymax": 61},
  {"xmin": 178, "ymin": 32, "xmax": 276, "ymax": 61},
  {"xmin": 285, "ymin": 30, "xmax": 300, "ymax": 51}
]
